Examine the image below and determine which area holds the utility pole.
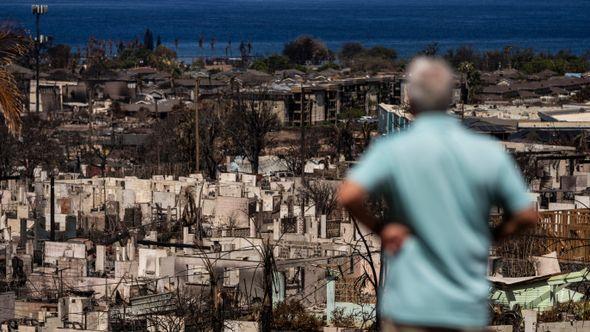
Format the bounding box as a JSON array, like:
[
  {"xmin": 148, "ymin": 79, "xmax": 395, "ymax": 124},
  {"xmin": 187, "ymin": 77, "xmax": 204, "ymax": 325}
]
[
  {"xmin": 57, "ymin": 267, "xmax": 69, "ymax": 298},
  {"xmin": 299, "ymin": 84, "xmax": 306, "ymax": 234},
  {"xmin": 50, "ymin": 175, "xmax": 55, "ymax": 241},
  {"xmin": 195, "ymin": 79, "xmax": 200, "ymax": 174},
  {"xmin": 300, "ymin": 84, "xmax": 306, "ymax": 179},
  {"xmin": 32, "ymin": 5, "xmax": 48, "ymax": 113},
  {"xmin": 35, "ymin": 9, "xmax": 40, "ymax": 113},
  {"xmin": 59, "ymin": 267, "xmax": 63, "ymax": 298}
]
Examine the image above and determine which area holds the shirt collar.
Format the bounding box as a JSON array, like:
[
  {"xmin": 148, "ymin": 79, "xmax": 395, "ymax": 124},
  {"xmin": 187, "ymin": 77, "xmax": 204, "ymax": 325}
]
[{"xmin": 413, "ymin": 112, "xmax": 459, "ymax": 128}]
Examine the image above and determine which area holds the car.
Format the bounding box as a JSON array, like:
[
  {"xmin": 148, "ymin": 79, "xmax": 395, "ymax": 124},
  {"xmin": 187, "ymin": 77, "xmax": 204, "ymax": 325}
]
[{"xmin": 358, "ymin": 115, "xmax": 377, "ymax": 124}]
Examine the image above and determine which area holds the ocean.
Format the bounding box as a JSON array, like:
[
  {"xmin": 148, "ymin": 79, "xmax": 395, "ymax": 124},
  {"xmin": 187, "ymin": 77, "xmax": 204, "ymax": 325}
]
[{"xmin": 1, "ymin": 0, "xmax": 590, "ymax": 61}]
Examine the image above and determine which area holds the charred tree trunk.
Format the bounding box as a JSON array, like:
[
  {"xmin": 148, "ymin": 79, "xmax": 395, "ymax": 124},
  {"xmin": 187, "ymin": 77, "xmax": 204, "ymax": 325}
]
[
  {"xmin": 210, "ymin": 269, "xmax": 223, "ymax": 332},
  {"xmin": 261, "ymin": 241, "xmax": 275, "ymax": 332}
]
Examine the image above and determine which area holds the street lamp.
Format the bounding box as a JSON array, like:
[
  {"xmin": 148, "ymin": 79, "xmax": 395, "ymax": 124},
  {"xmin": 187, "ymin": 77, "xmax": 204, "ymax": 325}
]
[{"xmin": 32, "ymin": 4, "xmax": 48, "ymax": 113}]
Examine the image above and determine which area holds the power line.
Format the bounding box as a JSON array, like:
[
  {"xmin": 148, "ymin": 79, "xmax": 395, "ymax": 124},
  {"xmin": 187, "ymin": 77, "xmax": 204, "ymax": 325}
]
[{"xmin": 21, "ymin": 250, "xmax": 370, "ymax": 291}]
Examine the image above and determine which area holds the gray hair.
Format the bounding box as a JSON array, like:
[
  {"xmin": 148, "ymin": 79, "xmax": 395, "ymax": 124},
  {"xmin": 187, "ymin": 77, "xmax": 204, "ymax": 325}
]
[{"xmin": 406, "ymin": 57, "xmax": 454, "ymax": 112}]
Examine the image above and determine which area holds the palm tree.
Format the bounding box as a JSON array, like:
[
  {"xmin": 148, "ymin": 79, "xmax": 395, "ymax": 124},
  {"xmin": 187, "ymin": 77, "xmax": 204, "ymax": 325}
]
[{"xmin": 0, "ymin": 27, "xmax": 29, "ymax": 134}]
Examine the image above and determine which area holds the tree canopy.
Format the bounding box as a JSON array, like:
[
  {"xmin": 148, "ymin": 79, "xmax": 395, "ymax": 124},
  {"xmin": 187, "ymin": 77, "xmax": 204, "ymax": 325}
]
[
  {"xmin": 444, "ymin": 45, "xmax": 590, "ymax": 74},
  {"xmin": 338, "ymin": 43, "xmax": 398, "ymax": 73},
  {"xmin": 283, "ymin": 35, "xmax": 331, "ymax": 65},
  {"xmin": 250, "ymin": 54, "xmax": 291, "ymax": 74}
]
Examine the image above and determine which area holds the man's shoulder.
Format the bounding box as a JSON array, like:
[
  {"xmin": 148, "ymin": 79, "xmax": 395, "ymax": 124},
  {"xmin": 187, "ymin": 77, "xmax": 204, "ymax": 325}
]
[
  {"xmin": 370, "ymin": 134, "xmax": 403, "ymax": 148},
  {"xmin": 372, "ymin": 126, "xmax": 505, "ymax": 154},
  {"xmin": 370, "ymin": 132, "xmax": 417, "ymax": 154},
  {"xmin": 461, "ymin": 129, "xmax": 506, "ymax": 153},
  {"xmin": 455, "ymin": 129, "xmax": 513, "ymax": 170}
]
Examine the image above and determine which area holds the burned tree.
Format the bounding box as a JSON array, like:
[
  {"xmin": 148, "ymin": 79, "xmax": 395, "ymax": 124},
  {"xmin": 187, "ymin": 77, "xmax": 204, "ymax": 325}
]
[
  {"xmin": 142, "ymin": 102, "xmax": 193, "ymax": 173},
  {"xmin": 357, "ymin": 120, "xmax": 377, "ymax": 153},
  {"xmin": 225, "ymin": 90, "xmax": 280, "ymax": 174},
  {"xmin": 143, "ymin": 101, "xmax": 225, "ymax": 179},
  {"xmin": 0, "ymin": 123, "xmax": 19, "ymax": 178},
  {"xmin": 198, "ymin": 101, "xmax": 226, "ymax": 179},
  {"xmin": 281, "ymin": 128, "xmax": 322, "ymax": 177},
  {"xmin": 80, "ymin": 144, "xmax": 112, "ymax": 177},
  {"xmin": 10, "ymin": 115, "xmax": 63, "ymax": 179},
  {"xmin": 302, "ymin": 180, "xmax": 339, "ymax": 217},
  {"xmin": 338, "ymin": 195, "xmax": 392, "ymax": 330},
  {"xmin": 514, "ymin": 153, "xmax": 544, "ymax": 186},
  {"xmin": 331, "ymin": 120, "xmax": 355, "ymax": 161},
  {"xmin": 260, "ymin": 239, "xmax": 275, "ymax": 332}
]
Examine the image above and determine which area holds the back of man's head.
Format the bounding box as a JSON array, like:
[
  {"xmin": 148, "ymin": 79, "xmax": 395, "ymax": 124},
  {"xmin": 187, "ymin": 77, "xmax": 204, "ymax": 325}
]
[{"xmin": 406, "ymin": 57, "xmax": 455, "ymax": 113}]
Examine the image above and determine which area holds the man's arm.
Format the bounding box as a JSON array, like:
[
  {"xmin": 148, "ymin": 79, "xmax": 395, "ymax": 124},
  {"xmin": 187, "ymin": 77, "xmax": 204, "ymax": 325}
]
[
  {"xmin": 492, "ymin": 150, "xmax": 539, "ymax": 242},
  {"xmin": 338, "ymin": 180, "xmax": 409, "ymax": 254},
  {"xmin": 338, "ymin": 181, "xmax": 382, "ymax": 234},
  {"xmin": 492, "ymin": 207, "xmax": 538, "ymax": 242}
]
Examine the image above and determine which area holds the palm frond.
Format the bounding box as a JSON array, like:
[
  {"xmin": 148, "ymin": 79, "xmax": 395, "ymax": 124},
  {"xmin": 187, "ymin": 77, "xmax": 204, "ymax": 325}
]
[
  {"xmin": 0, "ymin": 28, "xmax": 29, "ymax": 65},
  {"xmin": 0, "ymin": 69, "xmax": 23, "ymax": 134},
  {"xmin": 0, "ymin": 28, "xmax": 31, "ymax": 134}
]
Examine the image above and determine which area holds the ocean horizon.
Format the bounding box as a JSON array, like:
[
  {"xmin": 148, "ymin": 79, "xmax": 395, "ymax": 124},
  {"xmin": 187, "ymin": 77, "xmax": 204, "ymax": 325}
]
[{"xmin": 2, "ymin": 0, "xmax": 590, "ymax": 62}]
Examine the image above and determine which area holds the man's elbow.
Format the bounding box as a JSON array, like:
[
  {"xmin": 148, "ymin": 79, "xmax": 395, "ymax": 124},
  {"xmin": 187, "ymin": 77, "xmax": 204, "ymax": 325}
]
[
  {"xmin": 337, "ymin": 181, "xmax": 366, "ymax": 209},
  {"xmin": 511, "ymin": 208, "xmax": 539, "ymax": 231},
  {"xmin": 495, "ymin": 208, "xmax": 538, "ymax": 241},
  {"xmin": 518, "ymin": 208, "xmax": 539, "ymax": 228}
]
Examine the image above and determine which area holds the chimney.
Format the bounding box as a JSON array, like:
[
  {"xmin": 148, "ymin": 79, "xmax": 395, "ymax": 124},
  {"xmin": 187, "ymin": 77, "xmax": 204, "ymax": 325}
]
[
  {"xmin": 320, "ymin": 215, "xmax": 327, "ymax": 239},
  {"xmin": 96, "ymin": 245, "xmax": 105, "ymax": 274}
]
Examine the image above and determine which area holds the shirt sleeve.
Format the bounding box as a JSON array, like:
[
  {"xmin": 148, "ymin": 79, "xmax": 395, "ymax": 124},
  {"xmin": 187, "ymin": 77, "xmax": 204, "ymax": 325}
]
[
  {"xmin": 347, "ymin": 139, "xmax": 391, "ymax": 195},
  {"xmin": 494, "ymin": 150, "xmax": 531, "ymax": 215}
]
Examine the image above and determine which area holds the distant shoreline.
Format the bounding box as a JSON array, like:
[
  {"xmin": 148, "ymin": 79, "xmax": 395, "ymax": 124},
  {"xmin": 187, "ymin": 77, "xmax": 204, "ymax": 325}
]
[
  {"xmin": 50, "ymin": 41, "xmax": 590, "ymax": 64},
  {"xmin": 2, "ymin": 0, "xmax": 590, "ymax": 61}
]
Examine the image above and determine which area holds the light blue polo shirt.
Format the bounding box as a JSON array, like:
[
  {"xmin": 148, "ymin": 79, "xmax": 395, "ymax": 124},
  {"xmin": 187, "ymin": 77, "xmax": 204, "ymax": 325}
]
[{"xmin": 348, "ymin": 112, "xmax": 530, "ymax": 329}]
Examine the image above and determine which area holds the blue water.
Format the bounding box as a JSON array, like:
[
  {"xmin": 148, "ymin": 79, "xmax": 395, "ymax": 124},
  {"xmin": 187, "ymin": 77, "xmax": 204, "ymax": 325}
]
[{"xmin": 1, "ymin": 0, "xmax": 590, "ymax": 61}]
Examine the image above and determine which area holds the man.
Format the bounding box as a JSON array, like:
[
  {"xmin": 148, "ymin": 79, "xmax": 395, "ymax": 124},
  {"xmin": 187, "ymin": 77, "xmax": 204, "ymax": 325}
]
[{"xmin": 338, "ymin": 57, "xmax": 538, "ymax": 332}]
